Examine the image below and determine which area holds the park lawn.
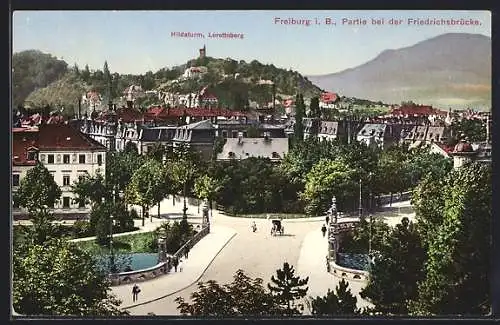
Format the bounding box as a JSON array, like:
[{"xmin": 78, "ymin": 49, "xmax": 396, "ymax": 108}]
[
  {"xmin": 74, "ymin": 231, "xmax": 157, "ymax": 254},
  {"xmin": 234, "ymin": 213, "xmax": 308, "ymax": 219}
]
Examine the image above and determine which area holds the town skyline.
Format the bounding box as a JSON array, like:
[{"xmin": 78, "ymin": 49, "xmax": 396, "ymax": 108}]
[{"xmin": 13, "ymin": 10, "xmax": 491, "ymax": 76}]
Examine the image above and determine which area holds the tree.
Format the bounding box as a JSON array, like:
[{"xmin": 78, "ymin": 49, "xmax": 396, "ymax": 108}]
[
  {"xmin": 124, "ymin": 141, "xmax": 139, "ymax": 155},
  {"xmin": 125, "ymin": 159, "xmax": 164, "ymax": 226},
  {"xmin": 170, "ymin": 157, "xmax": 197, "ymax": 220},
  {"xmin": 146, "ymin": 143, "xmax": 166, "ymax": 163},
  {"xmin": 175, "ymin": 269, "xmax": 282, "ymax": 316},
  {"xmin": 268, "ymin": 262, "xmax": 309, "ymax": 316},
  {"xmin": 13, "ymin": 239, "xmax": 126, "ymax": 316},
  {"xmin": 246, "ymin": 125, "xmax": 260, "ymax": 138},
  {"xmin": 88, "ymin": 201, "xmax": 133, "ymax": 246},
  {"xmin": 194, "ymin": 174, "xmax": 222, "ymax": 215},
  {"xmin": 81, "ymin": 64, "xmax": 91, "ymax": 82},
  {"xmin": 13, "ymin": 162, "xmax": 62, "ymax": 214},
  {"xmin": 294, "ymin": 94, "xmax": 305, "ymax": 141},
  {"xmin": 301, "ymin": 158, "xmax": 358, "ymax": 216},
  {"xmin": 408, "ymin": 162, "xmax": 491, "ymax": 316},
  {"xmin": 360, "ymin": 217, "xmax": 425, "ymax": 315},
  {"xmin": 309, "ymin": 96, "xmax": 320, "ymax": 119},
  {"xmin": 106, "ymin": 151, "xmax": 145, "ymax": 197},
  {"xmin": 71, "ymin": 171, "xmax": 108, "ymax": 207},
  {"xmin": 12, "ymin": 50, "xmax": 68, "ymax": 107},
  {"xmin": 310, "ymin": 279, "xmax": 358, "ymax": 316},
  {"xmin": 405, "ymin": 149, "xmax": 452, "ymax": 188},
  {"xmin": 340, "ymin": 217, "xmax": 391, "ymax": 254},
  {"xmin": 373, "ymin": 145, "xmax": 410, "ymax": 195}
]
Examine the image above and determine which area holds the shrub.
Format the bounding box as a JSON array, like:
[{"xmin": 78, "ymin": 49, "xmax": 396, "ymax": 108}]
[
  {"xmin": 73, "ymin": 220, "xmax": 91, "ymax": 238},
  {"xmin": 129, "ymin": 208, "xmax": 140, "ymax": 220}
]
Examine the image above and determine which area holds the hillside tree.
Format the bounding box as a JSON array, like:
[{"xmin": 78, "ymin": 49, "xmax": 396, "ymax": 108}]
[{"xmin": 294, "ymin": 93, "xmax": 305, "ymax": 141}]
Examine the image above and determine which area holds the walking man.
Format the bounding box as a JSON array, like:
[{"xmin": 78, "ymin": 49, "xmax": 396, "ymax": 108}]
[
  {"xmin": 326, "ymin": 215, "xmax": 330, "ymax": 225},
  {"xmin": 132, "ymin": 284, "xmax": 141, "ymax": 302},
  {"xmin": 184, "ymin": 247, "xmax": 190, "ymax": 259},
  {"xmin": 321, "ymin": 224, "xmax": 327, "ymax": 237},
  {"xmin": 172, "ymin": 256, "xmax": 179, "ymax": 272}
]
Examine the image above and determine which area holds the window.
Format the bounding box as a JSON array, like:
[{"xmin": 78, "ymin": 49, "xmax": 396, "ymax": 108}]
[
  {"xmin": 63, "ymin": 154, "xmax": 70, "ymax": 164},
  {"xmin": 222, "ymin": 131, "xmax": 228, "ymax": 138},
  {"xmin": 228, "ymin": 152, "xmax": 235, "ymax": 158},
  {"xmin": 13, "ymin": 174, "xmax": 20, "ymax": 186},
  {"xmin": 48, "ymin": 154, "xmax": 55, "ymax": 164},
  {"xmin": 63, "ymin": 175, "xmax": 70, "ymax": 186},
  {"xmin": 27, "ymin": 150, "xmax": 37, "ymax": 161},
  {"xmin": 97, "ymin": 154, "xmax": 103, "ymax": 166},
  {"xmin": 78, "ymin": 200, "xmax": 86, "ymax": 208},
  {"xmin": 79, "ymin": 154, "xmax": 86, "ymax": 164},
  {"xmin": 62, "ymin": 197, "xmax": 70, "ymax": 209},
  {"xmin": 271, "ymin": 152, "xmax": 280, "ymax": 159}
]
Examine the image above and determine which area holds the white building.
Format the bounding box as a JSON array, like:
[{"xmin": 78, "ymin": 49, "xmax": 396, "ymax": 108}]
[
  {"xmin": 182, "ymin": 66, "xmax": 208, "ymax": 79},
  {"xmin": 318, "ymin": 121, "xmax": 339, "ymax": 142},
  {"xmin": 12, "ymin": 124, "xmax": 107, "ymax": 219}
]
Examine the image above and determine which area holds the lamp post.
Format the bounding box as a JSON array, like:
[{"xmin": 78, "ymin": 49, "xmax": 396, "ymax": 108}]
[
  {"xmin": 368, "ymin": 214, "xmax": 373, "ymax": 255},
  {"xmin": 358, "ymin": 178, "xmax": 362, "ymax": 219},
  {"xmin": 158, "ymin": 235, "xmax": 167, "ymax": 263},
  {"xmin": 109, "ymin": 187, "xmax": 117, "ymax": 274}
]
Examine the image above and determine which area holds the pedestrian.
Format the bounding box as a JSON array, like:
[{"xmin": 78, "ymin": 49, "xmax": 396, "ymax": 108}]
[
  {"xmin": 172, "ymin": 256, "xmax": 179, "ymax": 272},
  {"xmin": 132, "ymin": 284, "xmax": 141, "ymax": 302},
  {"xmin": 321, "ymin": 224, "xmax": 327, "ymax": 237},
  {"xmin": 179, "ymin": 259, "xmax": 184, "ymax": 272},
  {"xmin": 184, "ymin": 247, "xmax": 190, "ymax": 259},
  {"xmin": 326, "ymin": 215, "xmax": 330, "ymax": 225}
]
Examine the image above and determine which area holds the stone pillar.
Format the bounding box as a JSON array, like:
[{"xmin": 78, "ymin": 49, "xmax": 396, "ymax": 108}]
[{"xmin": 202, "ymin": 200, "xmax": 210, "ymax": 232}]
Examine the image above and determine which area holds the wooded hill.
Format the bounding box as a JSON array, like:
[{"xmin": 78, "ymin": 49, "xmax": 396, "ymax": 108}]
[{"xmin": 12, "ymin": 50, "xmax": 324, "ymax": 116}]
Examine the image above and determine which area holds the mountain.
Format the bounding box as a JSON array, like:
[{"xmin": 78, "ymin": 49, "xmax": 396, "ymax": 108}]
[
  {"xmin": 307, "ymin": 33, "xmax": 491, "ymax": 110},
  {"xmin": 12, "ymin": 50, "xmax": 323, "ymax": 115}
]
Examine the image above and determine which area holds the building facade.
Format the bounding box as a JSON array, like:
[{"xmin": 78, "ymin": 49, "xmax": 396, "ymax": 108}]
[{"xmin": 13, "ymin": 124, "xmax": 107, "ymax": 219}]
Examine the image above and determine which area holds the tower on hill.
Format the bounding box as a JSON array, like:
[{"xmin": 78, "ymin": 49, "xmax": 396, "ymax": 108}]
[{"xmin": 199, "ymin": 45, "xmax": 206, "ymax": 59}]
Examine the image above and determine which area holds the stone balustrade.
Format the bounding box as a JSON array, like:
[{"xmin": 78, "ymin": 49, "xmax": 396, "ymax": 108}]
[{"xmin": 109, "ymin": 226, "xmax": 210, "ymax": 286}]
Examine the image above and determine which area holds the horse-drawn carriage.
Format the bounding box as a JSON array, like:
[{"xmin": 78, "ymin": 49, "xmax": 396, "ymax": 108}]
[{"xmin": 270, "ymin": 219, "xmax": 284, "ymax": 236}]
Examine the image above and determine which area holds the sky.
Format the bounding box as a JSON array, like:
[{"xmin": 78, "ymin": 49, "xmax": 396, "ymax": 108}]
[{"xmin": 12, "ymin": 10, "xmax": 491, "ymax": 76}]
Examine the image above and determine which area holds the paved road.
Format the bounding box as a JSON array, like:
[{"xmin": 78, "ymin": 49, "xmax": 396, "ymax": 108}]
[
  {"xmin": 118, "ymin": 198, "xmax": 412, "ymax": 316},
  {"xmin": 126, "ymin": 210, "xmax": 326, "ymax": 315}
]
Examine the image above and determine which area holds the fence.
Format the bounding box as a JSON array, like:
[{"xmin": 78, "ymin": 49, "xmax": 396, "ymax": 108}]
[
  {"xmin": 378, "ymin": 191, "xmax": 413, "ymax": 206},
  {"xmin": 109, "ymin": 225, "xmax": 210, "ymax": 286},
  {"xmin": 327, "ymin": 257, "xmax": 370, "ymax": 282}
]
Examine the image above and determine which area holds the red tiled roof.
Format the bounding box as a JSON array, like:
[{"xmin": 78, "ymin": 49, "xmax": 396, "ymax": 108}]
[
  {"xmin": 12, "ymin": 130, "xmax": 38, "ymax": 166},
  {"xmin": 116, "ymin": 108, "xmax": 147, "ymax": 123},
  {"xmin": 321, "ymin": 92, "xmax": 338, "ymax": 103},
  {"xmin": 13, "ymin": 124, "xmax": 106, "ymax": 165},
  {"xmin": 391, "ymin": 105, "xmax": 436, "ymax": 116},
  {"xmin": 284, "ymin": 99, "xmax": 294, "ymax": 107},
  {"xmin": 37, "ymin": 124, "xmax": 107, "ymax": 151},
  {"xmin": 145, "ymin": 106, "xmax": 248, "ymax": 120}
]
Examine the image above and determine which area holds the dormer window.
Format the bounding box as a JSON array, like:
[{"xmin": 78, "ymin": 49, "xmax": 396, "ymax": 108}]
[
  {"xmin": 228, "ymin": 152, "xmax": 235, "ymax": 158},
  {"xmin": 27, "ymin": 147, "xmax": 38, "ymax": 161}
]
